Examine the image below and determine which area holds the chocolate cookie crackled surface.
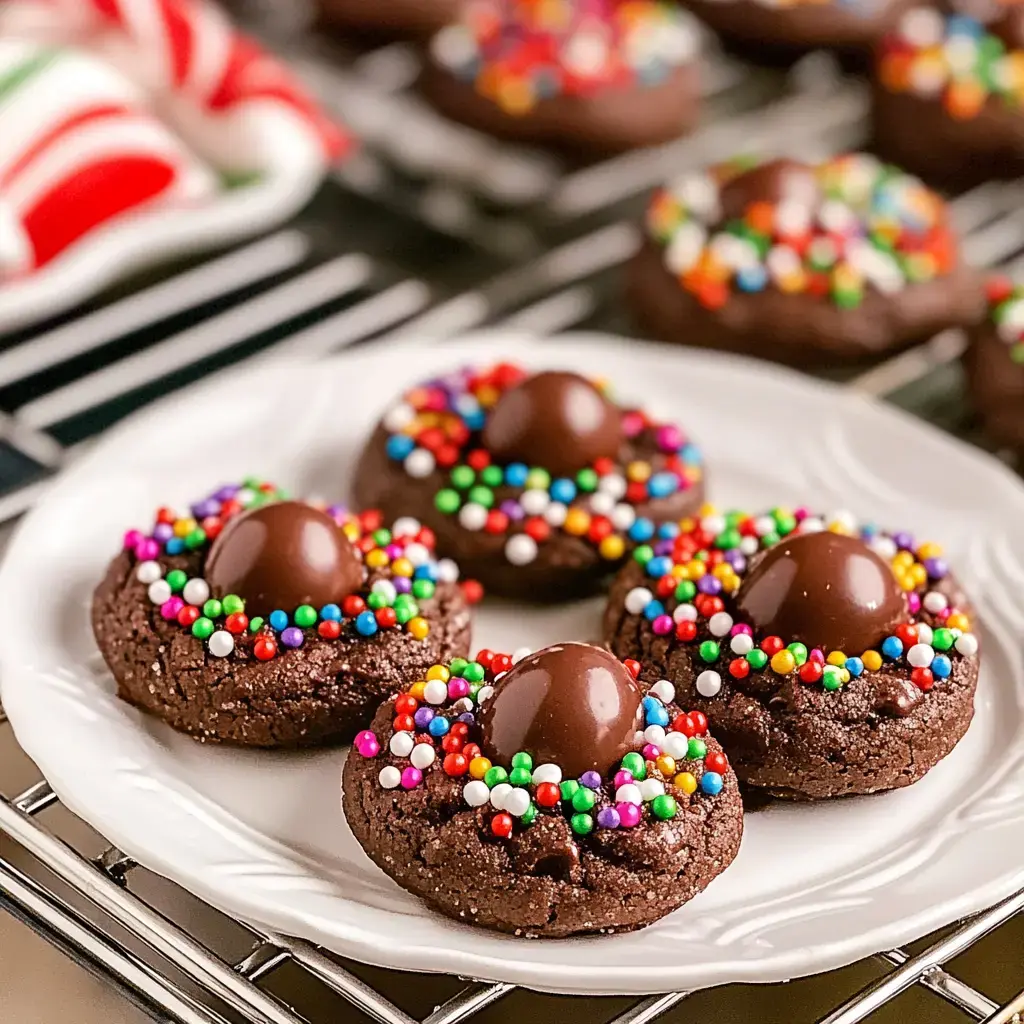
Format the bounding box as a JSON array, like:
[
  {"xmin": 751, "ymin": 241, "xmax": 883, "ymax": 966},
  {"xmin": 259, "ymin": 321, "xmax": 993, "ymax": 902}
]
[
  {"xmin": 872, "ymin": 5, "xmax": 1024, "ymax": 189},
  {"xmin": 421, "ymin": 0, "xmax": 701, "ymax": 155},
  {"xmin": 352, "ymin": 364, "xmax": 706, "ymax": 600},
  {"xmin": 604, "ymin": 508, "xmax": 980, "ymax": 799},
  {"xmin": 343, "ymin": 642, "xmax": 743, "ymax": 937},
  {"xmin": 627, "ymin": 153, "xmax": 983, "ymax": 366},
  {"xmin": 93, "ymin": 481, "xmax": 479, "ymax": 747}
]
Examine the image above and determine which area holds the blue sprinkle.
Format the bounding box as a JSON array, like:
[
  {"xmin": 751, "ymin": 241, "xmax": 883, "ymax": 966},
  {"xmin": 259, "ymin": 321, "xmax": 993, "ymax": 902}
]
[
  {"xmin": 355, "ymin": 611, "xmax": 378, "ymax": 637},
  {"xmin": 643, "ymin": 599, "xmax": 666, "ymax": 621},
  {"xmin": 681, "ymin": 443, "xmax": 702, "ymax": 465},
  {"xmin": 645, "ymin": 556, "xmax": 673, "ymax": 579},
  {"xmin": 463, "ymin": 410, "xmax": 486, "ymax": 431},
  {"xmin": 385, "ymin": 435, "xmax": 415, "ymax": 461},
  {"xmin": 428, "ymin": 716, "xmax": 450, "ymax": 737},
  {"xmin": 657, "ymin": 522, "xmax": 680, "ymax": 540},
  {"xmin": 931, "ymin": 654, "xmax": 952, "ymax": 679},
  {"xmin": 642, "ymin": 695, "xmax": 663, "ymax": 714},
  {"xmin": 736, "ymin": 266, "xmax": 768, "ymax": 292},
  {"xmin": 504, "ymin": 463, "xmax": 529, "ymax": 488},
  {"xmin": 629, "ymin": 518, "xmax": 656, "ymax": 542},
  {"xmin": 845, "ymin": 657, "xmax": 864, "ymax": 678},
  {"xmin": 881, "ymin": 636, "xmax": 904, "ymax": 660},
  {"xmin": 550, "ymin": 478, "xmax": 577, "ymax": 504},
  {"xmin": 320, "ymin": 603, "xmax": 341, "ymax": 622},
  {"xmin": 648, "ymin": 472, "xmax": 679, "ymax": 499},
  {"xmin": 645, "ymin": 706, "xmax": 670, "ymax": 728},
  {"xmin": 948, "ymin": 14, "xmax": 983, "ymax": 37},
  {"xmin": 414, "ymin": 565, "xmax": 438, "ymax": 582},
  {"xmin": 165, "ymin": 538, "xmax": 185, "ymax": 556},
  {"xmin": 700, "ymin": 772, "xmax": 724, "ymax": 796},
  {"xmin": 269, "ymin": 609, "xmax": 289, "ymax": 632}
]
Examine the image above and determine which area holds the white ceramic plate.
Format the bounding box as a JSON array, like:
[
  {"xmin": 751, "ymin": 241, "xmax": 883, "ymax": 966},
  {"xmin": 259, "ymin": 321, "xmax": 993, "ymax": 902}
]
[{"xmin": 3, "ymin": 332, "xmax": 1024, "ymax": 996}]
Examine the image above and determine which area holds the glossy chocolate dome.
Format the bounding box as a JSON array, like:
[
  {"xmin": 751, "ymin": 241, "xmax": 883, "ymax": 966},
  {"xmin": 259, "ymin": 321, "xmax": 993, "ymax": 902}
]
[
  {"xmin": 734, "ymin": 530, "xmax": 905, "ymax": 654},
  {"xmin": 205, "ymin": 501, "xmax": 363, "ymax": 616},
  {"xmin": 481, "ymin": 371, "xmax": 622, "ymax": 477},
  {"xmin": 719, "ymin": 158, "xmax": 820, "ymax": 222},
  {"xmin": 478, "ymin": 643, "xmax": 643, "ymax": 778}
]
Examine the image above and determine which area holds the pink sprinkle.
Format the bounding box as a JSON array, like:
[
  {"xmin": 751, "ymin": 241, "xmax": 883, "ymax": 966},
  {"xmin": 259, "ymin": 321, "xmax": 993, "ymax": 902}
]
[
  {"xmin": 135, "ymin": 538, "xmax": 159, "ymax": 561},
  {"xmin": 160, "ymin": 597, "xmax": 184, "ymax": 621},
  {"xmin": 936, "ymin": 607, "xmax": 949, "ymax": 622},
  {"xmin": 655, "ymin": 424, "xmax": 682, "ymax": 452},
  {"xmin": 730, "ymin": 623, "xmax": 753, "ymax": 637},
  {"xmin": 385, "ymin": 544, "xmax": 402, "ymax": 560},
  {"xmin": 642, "ymin": 744, "xmax": 660, "ymax": 760},
  {"xmin": 810, "ymin": 648, "xmax": 825, "ymax": 664},
  {"xmin": 614, "ymin": 769, "xmax": 634, "ymax": 788},
  {"xmin": 652, "ymin": 614, "xmax": 674, "ymax": 636},
  {"xmin": 401, "ymin": 766, "xmax": 423, "ymax": 789},
  {"xmin": 906, "ymin": 592, "xmax": 921, "ymax": 615},
  {"xmin": 355, "ymin": 730, "xmax": 376, "ymax": 747},
  {"xmin": 794, "ymin": 507, "xmax": 810, "ymax": 522},
  {"xmin": 357, "ymin": 739, "xmax": 380, "ymax": 758},
  {"xmin": 447, "ymin": 679, "xmax": 470, "ymax": 699},
  {"xmin": 621, "ymin": 411, "xmax": 644, "ymax": 438},
  {"xmin": 617, "ymin": 802, "xmax": 642, "ymax": 828},
  {"xmin": 123, "ymin": 529, "xmax": 143, "ymax": 551}
]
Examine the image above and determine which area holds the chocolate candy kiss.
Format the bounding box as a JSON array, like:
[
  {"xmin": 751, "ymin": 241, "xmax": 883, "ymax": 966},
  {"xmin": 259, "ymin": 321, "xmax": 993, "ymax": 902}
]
[
  {"xmin": 478, "ymin": 643, "xmax": 643, "ymax": 778},
  {"xmin": 719, "ymin": 158, "xmax": 820, "ymax": 222},
  {"xmin": 481, "ymin": 371, "xmax": 622, "ymax": 477},
  {"xmin": 205, "ymin": 501, "xmax": 363, "ymax": 617},
  {"xmin": 735, "ymin": 531, "xmax": 905, "ymax": 655}
]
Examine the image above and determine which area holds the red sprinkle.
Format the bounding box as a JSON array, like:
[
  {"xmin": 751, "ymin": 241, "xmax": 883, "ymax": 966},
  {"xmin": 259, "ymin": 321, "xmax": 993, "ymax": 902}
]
[
  {"xmin": 393, "ymin": 714, "xmax": 415, "ymax": 733},
  {"xmin": 535, "ymin": 782, "xmax": 560, "ymax": 807},
  {"xmin": 253, "ymin": 636, "xmax": 277, "ymax": 661},
  {"xmin": 705, "ymin": 751, "xmax": 729, "ymax": 775},
  {"xmin": 177, "ymin": 605, "xmax": 200, "ymax": 628},
  {"xmin": 675, "ymin": 620, "xmax": 697, "ymax": 642},
  {"xmin": 443, "ymin": 753, "xmax": 468, "ymax": 776},
  {"xmin": 491, "ymin": 813, "xmax": 514, "ymax": 839},
  {"xmin": 225, "ymin": 612, "xmax": 249, "ymax": 635},
  {"xmin": 395, "ymin": 694, "xmax": 419, "ymax": 715},
  {"xmin": 623, "ymin": 659, "xmax": 641, "ymax": 679},
  {"xmin": 911, "ymin": 667, "xmax": 934, "ymax": 691},
  {"xmin": 799, "ymin": 661, "xmax": 824, "ymax": 685},
  {"xmin": 689, "ymin": 711, "xmax": 709, "ymax": 735}
]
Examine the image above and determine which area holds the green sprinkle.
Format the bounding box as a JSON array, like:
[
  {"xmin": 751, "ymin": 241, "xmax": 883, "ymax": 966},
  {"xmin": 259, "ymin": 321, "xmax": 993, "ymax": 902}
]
[
  {"xmin": 484, "ymin": 766, "xmax": 508, "ymax": 789},
  {"xmin": 512, "ymin": 751, "xmax": 533, "ymax": 771},
  {"xmin": 412, "ymin": 579, "xmax": 435, "ymax": 600},
  {"xmin": 687, "ymin": 737, "xmax": 707, "ymax": 760},
  {"xmin": 774, "ymin": 513, "xmax": 797, "ymax": 536},
  {"xmin": 760, "ymin": 531, "xmax": 780, "ymax": 548},
  {"xmin": 222, "ymin": 594, "xmax": 244, "ymax": 615},
  {"xmin": 248, "ymin": 616, "xmax": 264, "ymax": 634},
  {"xmin": 823, "ymin": 666, "xmax": 844, "ymax": 691},
  {"xmin": 932, "ymin": 628, "xmax": 954, "ymax": 651},
  {"xmin": 165, "ymin": 569, "xmax": 187, "ymax": 593},
  {"xmin": 571, "ymin": 813, "xmax": 594, "ymax": 836},
  {"xmin": 450, "ymin": 465, "xmax": 475, "ymax": 490},
  {"xmin": 294, "ymin": 605, "xmax": 317, "ymax": 628},
  {"xmin": 621, "ymin": 752, "xmax": 646, "ymax": 781},
  {"xmin": 560, "ymin": 779, "xmax": 580, "ymax": 802},
  {"xmin": 372, "ymin": 529, "xmax": 392, "ymax": 547},
  {"xmin": 715, "ymin": 528, "xmax": 741, "ymax": 550},
  {"xmin": 463, "ymin": 662, "xmax": 485, "ymax": 684},
  {"xmin": 192, "ymin": 617, "xmax": 214, "ymax": 640},
  {"xmin": 746, "ymin": 649, "xmax": 768, "ymax": 671},
  {"xmin": 521, "ymin": 803, "xmax": 538, "ymax": 826},
  {"xmin": 787, "ymin": 642, "xmax": 808, "ymax": 666},
  {"xmin": 202, "ymin": 599, "xmax": 222, "ymax": 620},
  {"xmin": 525, "ymin": 468, "xmax": 550, "ymax": 490},
  {"xmin": 394, "ymin": 603, "xmax": 416, "ymax": 624},
  {"xmin": 467, "ymin": 485, "xmax": 494, "ymax": 509},
  {"xmin": 367, "ymin": 592, "xmax": 387, "ymax": 610},
  {"xmin": 652, "ymin": 794, "xmax": 677, "ymax": 821},
  {"xmin": 481, "ymin": 465, "xmax": 504, "ymax": 488},
  {"xmin": 435, "ymin": 489, "xmax": 461, "ymax": 514},
  {"xmin": 698, "ymin": 640, "xmax": 720, "ymax": 664},
  {"xmin": 572, "ymin": 788, "xmax": 597, "ymax": 813},
  {"xmin": 184, "ymin": 528, "xmax": 206, "ymax": 550},
  {"xmin": 449, "ymin": 657, "xmax": 469, "ymax": 677},
  {"xmin": 509, "ymin": 767, "xmax": 533, "ymax": 787},
  {"xmin": 634, "ymin": 544, "xmax": 654, "ymax": 565},
  {"xmin": 675, "ymin": 580, "xmax": 697, "ymax": 602},
  {"xmin": 576, "ymin": 468, "xmax": 599, "ymax": 492}
]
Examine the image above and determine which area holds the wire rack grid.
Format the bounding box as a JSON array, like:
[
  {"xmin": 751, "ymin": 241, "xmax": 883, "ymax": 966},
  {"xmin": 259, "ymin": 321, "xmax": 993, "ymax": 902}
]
[{"xmin": 2, "ymin": 6, "xmax": 1024, "ymax": 1024}]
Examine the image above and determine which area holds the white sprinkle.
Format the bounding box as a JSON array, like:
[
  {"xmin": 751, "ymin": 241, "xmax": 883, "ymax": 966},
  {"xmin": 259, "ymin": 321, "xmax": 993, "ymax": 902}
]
[
  {"xmin": 208, "ymin": 630, "xmax": 234, "ymax": 658},
  {"xmin": 458, "ymin": 502, "xmax": 488, "ymax": 531},
  {"xmin": 611, "ymin": 503, "xmax": 636, "ymax": 531},
  {"xmin": 754, "ymin": 515, "xmax": 776, "ymax": 537},
  {"xmin": 505, "ymin": 534, "xmax": 539, "ymax": 566},
  {"xmin": 392, "ymin": 517, "xmax": 421, "ymax": 538},
  {"xmin": 916, "ymin": 623, "xmax": 934, "ymax": 646},
  {"xmin": 639, "ymin": 779, "xmax": 665, "ymax": 802},
  {"xmin": 182, "ymin": 577, "xmax": 210, "ymax": 606},
  {"xmin": 136, "ymin": 561, "xmax": 162, "ymax": 585},
  {"xmin": 598, "ymin": 474, "xmax": 627, "ymax": 500},
  {"xmin": 701, "ymin": 514, "xmax": 726, "ymax": 537},
  {"xmin": 463, "ymin": 780, "xmax": 490, "ymax": 807},
  {"xmin": 774, "ymin": 198, "xmax": 812, "ymax": 237},
  {"xmin": 955, "ymin": 633, "xmax": 978, "ymax": 657},
  {"xmin": 544, "ymin": 502, "xmax": 568, "ymax": 527},
  {"xmin": 436, "ymin": 558, "xmax": 460, "ymax": 583},
  {"xmin": 662, "ymin": 733, "xmax": 689, "ymax": 759},
  {"xmin": 512, "ymin": 647, "xmax": 532, "ymax": 665},
  {"xmin": 828, "ymin": 509, "xmax": 857, "ymax": 532},
  {"xmin": 403, "ymin": 542, "xmax": 430, "ymax": 567},
  {"xmin": 730, "ymin": 633, "xmax": 754, "ymax": 655},
  {"xmin": 708, "ymin": 612, "xmax": 734, "ymax": 637},
  {"xmin": 383, "ymin": 402, "xmax": 415, "ymax": 432},
  {"xmin": 615, "ymin": 783, "xmax": 643, "ymax": 805},
  {"xmin": 489, "ymin": 782, "xmax": 512, "ymax": 810},
  {"xmin": 476, "ymin": 684, "xmax": 495, "ymax": 703},
  {"xmin": 871, "ymin": 536, "xmax": 898, "ymax": 560},
  {"xmin": 673, "ymin": 603, "xmax": 697, "ymax": 623},
  {"xmin": 739, "ymin": 537, "xmax": 760, "ymax": 555},
  {"xmin": 371, "ymin": 579, "xmax": 397, "ymax": 603},
  {"xmin": 389, "ymin": 732, "xmax": 414, "ymax": 757},
  {"xmin": 404, "ymin": 448, "xmax": 436, "ymax": 479},
  {"xmin": 696, "ymin": 670, "xmax": 723, "ymax": 697},
  {"xmin": 923, "ymin": 591, "xmax": 948, "ymax": 614},
  {"xmin": 625, "ymin": 587, "xmax": 653, "ymax": 615},
  {"xmin": 907, "ymin": 643, "xmax": 935, "ymax": 668},
  {"xmin": 899, "ymin": 6, "xmax": 943, "ymax": 48},
  {"xmin": 147, "ymin": 580, "xmax": 172, "ymax": 605},
  {"xmin": 504, "ymin": 789, "xmax": 531, "ymax": 817},
  {"xmin": 520, "ymin": 488, "xmax": 550, "ymax": 515},
  {"xmin": 410, "ymin": 744, "xmax": 435, "ymax": 770},
  {"xmin": 650, "ymin": 679, "xmax": 675, "ymax": 704},
  {"xmin": 379, "ymin": 766, "xmax": 401, "ymax": 790},
  {"xmin": 644, "ymin": 724, "xmax": 666, "ymax": 745},
  {"xmin": 423, "ymin": 680, "xmax": 448, "ymax": 705},
  {"xmin": 589, "ymin": 492, "xmax": 615, "ymax": 516},
  {"xmin": 532, "ymin": 763, "xmax": 562, "ymax": 785},
  {"xmin": 667, "ymin": 172, "xmax": 719, "ymax": 222},
  {"xmin": 798, "ymin": 517, "xmax": 825, "ymax": 534}
]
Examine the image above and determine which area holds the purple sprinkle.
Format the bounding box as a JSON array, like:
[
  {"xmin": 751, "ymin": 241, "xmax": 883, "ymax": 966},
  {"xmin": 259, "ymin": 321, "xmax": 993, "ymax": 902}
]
[
  {"xmin": 191, "ymin": 498, "xmax": 220, "ymax": 520},
  {"xmin": 697, "ymin": 575, "xmax": 722, "ymax": 595},
  {"xmin": 893, "ymin": 531, "xmax": 914, "ymax": 551},
  {"xmin": 907, "ymin": 591, "xmax": 922, "ymax": 615},
  {"xmin": 122, "ymin": 529, "xmax": 143, "ymax": 551},
  {"xmin": 580, "ymin": 771, "xmax": 602, "ymax": 790},
  {"xmin": 654, "ymin": 539, "xmax": 674, "ymax": 557},
  {"xmin": 924, "ymin": 557, "xmax": 948, "ymax": 580},
  {"xmin": 458, "ymin": 712, "xmax": 476, "ymax": 724},
  {"xmin": 724, "ymin": 550, "xmax": 746, "ymax": 572},
  {"xmin": 135, "ymin": 538, "xmax": 159, "ymax": 561},
  {"xmin": 414, "ymin": 707, "xmax": 435, "ymax": 729},
  {"xmin": 597, "ymin": 806, "xmax": 621, "ymax": 829},
  {"xmin": 393, "ymin": 577, "xmax": 412, "ymax": 594},
  {"xmin": 500, "ymin": 499, "xmax": 524, "ymax": 521},
  {"xmin": 326, "ymin": 504, "xmax": 346, "ymax": 519},
  {"xmin": 280, "ymin": 627, "xmax": 304, "ymax": 649},
  {"xmin": 614, "ymin": 769, "xmax": 634, "ymax": 788},
  {"xmin": 213, "ymin": 485, "xmax": 239, "ymax": 502},
  {"xmin": 153, "ymin": 523, "xmax": 173, "ymax": 542}
]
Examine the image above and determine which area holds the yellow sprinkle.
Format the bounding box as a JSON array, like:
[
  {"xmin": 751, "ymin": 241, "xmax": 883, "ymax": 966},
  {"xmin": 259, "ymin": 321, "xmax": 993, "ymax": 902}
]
[
  {"xmin": 771, "ymin": 650, "xmax": 796, "ymax": 674},
  {"xmin": 917, "ymin": 541, "xmax": 943, "ymax": 560},
  {"xmin": 656, "ymin": 755, "xmax": 676, "ymax": 777},
  {"xmin": 469, "ymin": 757, "xmax": 492, "ymax": 780},
  {"xmin": 626, "ymin": 461, "xmax": 652, "ymax": 483},
  {"xmin": 390, "ymin": 557, "xmax": 414, "ymax": 578},
  {"xmin": 476, "ymin": 384, "xmax": 500, "ymax": 408},
  {"xmin": 908, "ymin": 563, "xmax": 927, "ymax": 587},
  {"xmin": 173, "ymin": 518, "xmax": 197, "ymax": 538},
  {"xmin": 686, "ymin": 559, "xmax": 706, "ymax": 579},
  {"xmin": 670, "ymin": 563, "xmax": 687, "ymax": 580},
  {"xmin": 679, "ymin": 517, "xmax": 697, "ymax": 533},
  {"xmin": 898, "ymin": 575, "xmax": 918, "ymax": 592},
  {"xmin": 947, "ymin": 612, "xmax": 970, "ymax": 632},
  {"xmin": 674, "ymin": 772, "xmax": 697, "ymax": 795},
  {"xmin": 893, "ymin": 550, "xmax": 915, "ymax": 569},
  {"xmin": 407, "ymin": 617, "xmax": 429, "ymax": 640},
  {"xmin": 826, "ymin": 651, "xmax": 847, "ymax": 667},
  {"xmin": 862, "ymin": 650, "xmax": 883, "ymax": 672},
  {"xmin": 564, "ymin": 508, "xmax": 591, "ymax": 536},
  {"xmin": 698, "ymin": 504, "xmax": 718, "ymax": 519},
  {"xmin": 713, "ymin": 563, "xmax": 733, "ymax": 581},
  {"xmin": 366, "ymin": 549, "xmax": 389, "ymax": 569},
  {"xmin": 600, "ymin": 535, "xmax": 625, "ymax": 561},
  {"xmin": 342, "ymin": 522, "xmax": 360, "ymax": 542},
  {"xmin": 426, "ymin": 665, "xmax": 450, "ymax": 682},
  {"xmin": 409, "ymin": 681, "xmax": 427, "ymax": 700}
]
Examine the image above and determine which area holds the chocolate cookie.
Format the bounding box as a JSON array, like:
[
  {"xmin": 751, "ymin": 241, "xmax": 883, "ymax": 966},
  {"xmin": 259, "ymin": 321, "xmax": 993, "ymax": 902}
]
[
  {"xmin": 421, "ymin": 0, "xmax": 701, "ymax": 156},
  {"xmin": 316, "ymin": 0, "xmax": 458, "ymax": 37},
  {"xmin": 351, "ymin": 364, "xmax": 706, "ymax": 602},
  {"xmin": 627, "ymin": 153, "xmax": 983, "ymax": 367},
  {"xmin": 963, "ymin": 275, "xmax": 1024, "ymax": 454},
  {"xmin": 872, "ymin": 6, "xmax": 1024, "ymax": 189},
  {"xmin": 686, "ymin": 0, "xmax": 910, "ymax": 65},
  {"xmin": 604, "ymin": 508, "xmax": 981, "ymax": 799},
  {"xmin": 93, "ymin": 481, "xmax": 479, "ymax": 747},
  {"xmin": 343, "ymin": 643, "xmax": 743, "ymax": 937}
]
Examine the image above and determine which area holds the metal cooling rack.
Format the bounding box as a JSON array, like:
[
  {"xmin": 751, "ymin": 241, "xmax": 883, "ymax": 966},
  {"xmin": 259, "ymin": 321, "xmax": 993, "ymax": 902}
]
[{"xmin": 3, "ymin": 6, "xmax": 1024, "ymax": 1022}]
